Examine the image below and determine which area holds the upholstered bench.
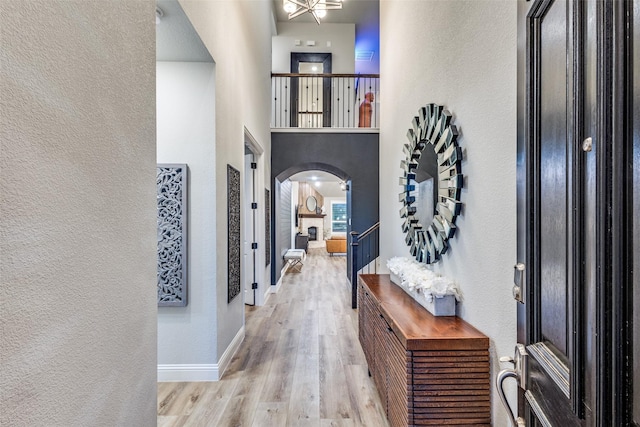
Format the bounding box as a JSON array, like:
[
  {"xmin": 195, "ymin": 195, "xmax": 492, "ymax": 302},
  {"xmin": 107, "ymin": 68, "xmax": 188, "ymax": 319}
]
[{"xmin": 283, "ymin": 249, "xmax": 306, "ymax": 272}]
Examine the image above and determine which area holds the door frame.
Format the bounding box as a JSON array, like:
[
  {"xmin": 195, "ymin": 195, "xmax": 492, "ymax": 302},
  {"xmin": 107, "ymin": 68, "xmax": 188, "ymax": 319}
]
[
  {"xmin": 243, "ymin": 128, "xmax": 266, "ymax": 306},
  {"xmin": 608, "ymin": 1, "xmax": 635, "ymax": 424},
  {"xmin": 290, "ymin": 52, "xmax": 332, "ymax": 127}
]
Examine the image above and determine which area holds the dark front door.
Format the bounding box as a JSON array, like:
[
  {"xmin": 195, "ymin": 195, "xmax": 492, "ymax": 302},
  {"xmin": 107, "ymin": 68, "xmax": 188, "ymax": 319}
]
[{"xmin": 499, "ymin": 0, "xmax": 638, "ymax": 426}]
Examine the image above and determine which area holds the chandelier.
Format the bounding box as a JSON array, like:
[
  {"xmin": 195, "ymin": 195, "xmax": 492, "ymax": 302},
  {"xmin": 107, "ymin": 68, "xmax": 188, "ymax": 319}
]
[{"xmin": 283, "ymin": 0, "xmax": 343, "ymax": 24}]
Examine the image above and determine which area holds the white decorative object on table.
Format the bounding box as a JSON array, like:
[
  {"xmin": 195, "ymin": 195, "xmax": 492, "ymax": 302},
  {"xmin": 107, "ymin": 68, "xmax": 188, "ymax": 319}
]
[
  {"xmin": 387, "ymin": 257, "xmax": 461, "ymax": 316},
  {"xmin": 389, "ymin": 271, "xmax": 402, "ymax": 287}
]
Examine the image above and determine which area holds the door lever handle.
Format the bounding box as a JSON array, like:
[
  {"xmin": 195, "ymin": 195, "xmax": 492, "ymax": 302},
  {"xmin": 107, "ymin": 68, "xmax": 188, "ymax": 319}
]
[
  {"xmin": 496, "ymin": 369, "xmax": 525, "ymax": 426},
  {"xmin": 496, "ymin": 344, "xmax": 528, "ymax": 426}
]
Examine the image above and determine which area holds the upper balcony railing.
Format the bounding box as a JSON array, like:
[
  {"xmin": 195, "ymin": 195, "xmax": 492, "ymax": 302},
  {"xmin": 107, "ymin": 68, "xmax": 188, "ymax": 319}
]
[{"xmin": 271, "ymin": 73, "xmax": 380, "ymax": 129}]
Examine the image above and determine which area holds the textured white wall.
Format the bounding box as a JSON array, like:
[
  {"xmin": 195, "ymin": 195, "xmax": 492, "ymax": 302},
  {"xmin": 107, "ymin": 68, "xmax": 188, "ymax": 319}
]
[
  {"xmin": 157, "ymin": 62, "xmax": 216, "ymax": 365},
  {"xmin": 272, "ymin": 22, "xmax": 356, "ymax": 73},
  {"xmin": 380, "ymin": 1, "xmax": 517, "ymax": 425},
  {"xmin": 0, "ymin": 1, "xmax": 157, "ymax": 426},
  {"xmin": 178, "ymin": 0, "xmax": 273, "ymax": 361}
]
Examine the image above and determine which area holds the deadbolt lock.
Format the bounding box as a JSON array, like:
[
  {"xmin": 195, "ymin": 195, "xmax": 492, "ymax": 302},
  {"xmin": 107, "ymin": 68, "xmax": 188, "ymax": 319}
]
[{"xmin": 513, "ymin": 263, "xmax": 525, "ymax": 304}]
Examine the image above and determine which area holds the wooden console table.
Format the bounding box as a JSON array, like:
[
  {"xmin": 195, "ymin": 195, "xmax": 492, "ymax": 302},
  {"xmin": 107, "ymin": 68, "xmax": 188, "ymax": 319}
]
[{"xmin": 358, "ymin": 274, "xmax": 490, "ymax": 426}]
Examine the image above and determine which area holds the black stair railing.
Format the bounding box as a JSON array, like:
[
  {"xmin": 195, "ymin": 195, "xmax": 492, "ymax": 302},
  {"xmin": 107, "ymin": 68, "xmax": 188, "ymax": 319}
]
[
  {"xmin": 350, "ymin": 222, "xmax": 380, "ymax": 308},
  {"xmin": 271, "ymin": 73, "xmax": 380, "ymax": 129}
]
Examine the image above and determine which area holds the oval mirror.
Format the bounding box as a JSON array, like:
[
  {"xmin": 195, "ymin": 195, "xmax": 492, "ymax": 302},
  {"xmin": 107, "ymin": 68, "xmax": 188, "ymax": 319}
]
[
  {"xmin": 400, "ymin": 103, "xmax": 463, "ymax": 264},
  {"xmin": 306, "ymin": 195, "xmax": 317, "ymax": 212}
]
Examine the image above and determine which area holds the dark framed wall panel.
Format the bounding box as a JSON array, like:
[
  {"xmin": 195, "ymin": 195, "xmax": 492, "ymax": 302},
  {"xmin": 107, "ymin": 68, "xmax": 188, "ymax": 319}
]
[
  {"xmin": 265, "ymin": 188, "xmax": 271, "ymax": 267},
  {"xmin": 227, "ymin": 165, "xmax": 241, "ymax": 303}
]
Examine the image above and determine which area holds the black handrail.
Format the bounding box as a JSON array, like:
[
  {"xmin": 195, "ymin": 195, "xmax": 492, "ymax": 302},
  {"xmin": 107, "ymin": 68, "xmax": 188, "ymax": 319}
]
[
  {"xmin": 350, "ymin": 222, "xmax": 380, "ymax": 308},
  {"xmin": 271, "ymin": 73, "xmax": 380, "ymax": 78},
  {"xmin": 357, "ymin": 222, "xmax": 380, "ymax": 239}
]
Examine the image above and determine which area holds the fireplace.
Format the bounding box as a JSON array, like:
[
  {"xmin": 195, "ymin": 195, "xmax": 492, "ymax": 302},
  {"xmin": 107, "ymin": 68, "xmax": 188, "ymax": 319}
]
[
  {"xmin": 299, "ymin": 217, "xmax": 323, "ymax": 243},
  {"xmin": 308, "ymin": 226, "xmax": 318, "ymax": 241}
]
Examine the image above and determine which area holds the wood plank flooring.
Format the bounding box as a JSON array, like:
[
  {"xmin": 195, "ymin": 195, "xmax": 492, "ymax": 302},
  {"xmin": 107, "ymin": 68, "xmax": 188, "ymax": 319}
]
[{"xmin": 158, "ymin": 248, "xmax": 389, "ymax": 427}]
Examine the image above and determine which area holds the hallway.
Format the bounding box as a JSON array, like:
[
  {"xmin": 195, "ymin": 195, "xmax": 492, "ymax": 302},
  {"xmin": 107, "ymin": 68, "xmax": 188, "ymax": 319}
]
[{"xmin": 157, "ymin": 248, "xmax": 388, "ymax": 427}]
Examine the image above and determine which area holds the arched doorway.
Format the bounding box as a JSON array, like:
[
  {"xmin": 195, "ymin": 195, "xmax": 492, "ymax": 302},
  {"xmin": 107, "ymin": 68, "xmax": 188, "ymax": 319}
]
[
  {"xmin": 271, "ymin": 163, "xmax": 351, "ymax": 287},
  {"xmin": 270, "ymin": 132, "xmax": 380, "ymax": 290},
  {"xmin": 288, "ymin": 170, "xmax": 348, "ymax": 250}
]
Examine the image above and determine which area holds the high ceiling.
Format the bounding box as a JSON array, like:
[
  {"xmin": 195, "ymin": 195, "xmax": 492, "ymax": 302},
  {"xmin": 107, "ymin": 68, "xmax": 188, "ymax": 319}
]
[
  {"xmin": 273, "ymin": 0, "xmax": 380, "ymax": 74},
  {"xmin": 156, "ymin": 0, "xmax": 379, "ymax": 68}
]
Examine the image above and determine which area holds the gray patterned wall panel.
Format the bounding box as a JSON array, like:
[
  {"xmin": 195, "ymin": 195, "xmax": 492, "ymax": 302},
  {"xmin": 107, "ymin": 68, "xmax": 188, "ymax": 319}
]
[
  {"xmin": 157, "ymin": 164, "xmax": 188, "ymax": 307},
  {"xmin": 227, "ymin": 165, "xmax": 241, "ymax": 303}
]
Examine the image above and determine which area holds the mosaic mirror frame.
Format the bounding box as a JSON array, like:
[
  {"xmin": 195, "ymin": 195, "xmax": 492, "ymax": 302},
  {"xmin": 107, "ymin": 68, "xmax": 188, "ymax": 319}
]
[{"xmin": 400, "ymin": 104, "xmax": 463, "ymax": 264}]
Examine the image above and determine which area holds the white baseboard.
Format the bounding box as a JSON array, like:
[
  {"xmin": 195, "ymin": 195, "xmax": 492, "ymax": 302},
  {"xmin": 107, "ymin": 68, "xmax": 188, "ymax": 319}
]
[
  {"xmin": 217, "ymin": 325, "xmax": 245, "ymax": 379},
  {"xmin": 157, "ymin": 326, "xmax": 245, "ymax": 382},
  {"xmin": 157, "ymin": 364, "xmax": 218, "ymax": 382}
]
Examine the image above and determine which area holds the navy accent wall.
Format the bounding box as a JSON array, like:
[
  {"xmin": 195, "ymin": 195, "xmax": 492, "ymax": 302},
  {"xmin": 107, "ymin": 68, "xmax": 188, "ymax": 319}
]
[{"xmin": 271, "ymin": 132, "xmax": 380, "ymax": 285}]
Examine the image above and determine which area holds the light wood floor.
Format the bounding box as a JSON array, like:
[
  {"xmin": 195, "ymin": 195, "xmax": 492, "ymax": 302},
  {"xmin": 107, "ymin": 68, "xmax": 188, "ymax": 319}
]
[{"xmin": 157, "ymin": 248, "xmax": 389, "ymax": 427}]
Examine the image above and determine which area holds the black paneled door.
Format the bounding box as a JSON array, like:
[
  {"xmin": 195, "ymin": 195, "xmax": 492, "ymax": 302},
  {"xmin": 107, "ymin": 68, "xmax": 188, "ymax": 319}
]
[{"xmin": 500, "ymin": 0, "xmax": 638, "ymax": 426}]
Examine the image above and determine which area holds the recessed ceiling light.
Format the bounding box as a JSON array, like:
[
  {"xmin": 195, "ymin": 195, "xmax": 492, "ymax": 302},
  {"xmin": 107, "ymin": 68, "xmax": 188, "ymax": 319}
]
[
  {"xmin": 310, "ymin": 176, "xmax": 318, "ymax": 181},
  {"xmin": 315, "ymin": 182, "xmax": 321, "ymax": 187}
]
